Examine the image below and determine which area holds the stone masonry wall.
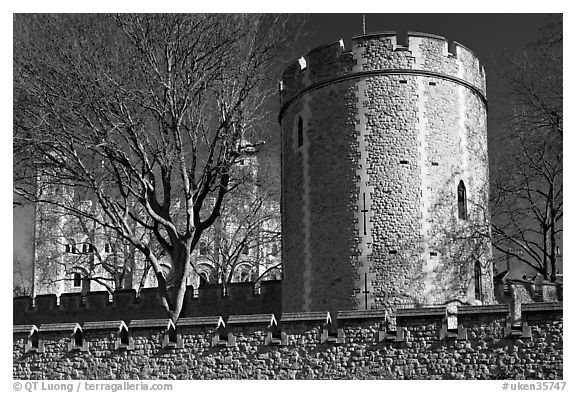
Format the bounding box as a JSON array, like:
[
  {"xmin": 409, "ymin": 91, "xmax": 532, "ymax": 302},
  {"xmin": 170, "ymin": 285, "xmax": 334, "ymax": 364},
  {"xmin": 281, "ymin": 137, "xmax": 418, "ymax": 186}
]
[
  {"xmin": 13, "ymin": 304, "xmax": 562, "ymax": 380},
  {"xmin": 279, "ymin": 31, "xmax": 492, "ymax": 314},
  {"xmin": 281, "ymin": 42, "xmax": 360, "ymax": 313}
]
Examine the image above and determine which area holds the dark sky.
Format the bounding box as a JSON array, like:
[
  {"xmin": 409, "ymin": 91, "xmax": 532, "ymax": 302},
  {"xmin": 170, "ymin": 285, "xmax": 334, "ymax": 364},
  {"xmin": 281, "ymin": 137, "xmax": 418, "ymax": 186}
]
[{"xmin": 13, "ymin": 13, "xmax": 561, "ymax": 281}]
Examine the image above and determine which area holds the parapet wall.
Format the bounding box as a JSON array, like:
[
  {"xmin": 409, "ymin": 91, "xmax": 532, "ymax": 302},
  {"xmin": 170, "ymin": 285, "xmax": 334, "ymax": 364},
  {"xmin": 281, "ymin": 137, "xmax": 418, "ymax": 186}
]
[
  {"xmin": 13, "ymin": 303, "xmax": 562, "ymax": 379},
  {"xmin": 280, "ymin": 31, "xmax": 486, "ymax": 114},
  {"xmin": 13, "ymin": 280, "xmax": 282, "ymax": 325}
]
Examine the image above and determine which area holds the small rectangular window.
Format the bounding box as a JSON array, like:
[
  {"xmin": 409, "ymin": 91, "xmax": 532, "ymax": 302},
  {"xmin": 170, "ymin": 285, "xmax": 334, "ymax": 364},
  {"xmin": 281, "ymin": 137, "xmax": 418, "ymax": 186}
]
[
  {"xmin": 389, "ymin": 250, "xmax": 397, "ymax": 255},
  {"xmin": 297, "ymin": 117, "xmax": 304, "ymax": 148},
  {"xmin": 429, "ymin": 82, "xmax": 437, "ymax": 86},
  {"xmin": 399, "ymin": 160, "xmax": 409, "ymax": 165},
  {"xmin": 399, "ymin": 80, "xmax": 408, "ymax": 84},
  {"xmin": 431, "ymin": 162, "xmax": 439, "ymax": 166}
]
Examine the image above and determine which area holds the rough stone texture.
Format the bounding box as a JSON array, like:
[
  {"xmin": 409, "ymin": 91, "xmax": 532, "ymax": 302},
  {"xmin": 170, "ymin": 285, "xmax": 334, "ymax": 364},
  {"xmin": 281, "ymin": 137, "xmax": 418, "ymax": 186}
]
[
  {"xmin": 281, "ymin": 45, "xmax": 360, "ymax": 313},
  {"xmin": 13, "ymin": 306, "xmax": 562, "ymax": 380},
  {"xmin": 280, "ymin": 32, "xmax": 493, "ymax": 314}
]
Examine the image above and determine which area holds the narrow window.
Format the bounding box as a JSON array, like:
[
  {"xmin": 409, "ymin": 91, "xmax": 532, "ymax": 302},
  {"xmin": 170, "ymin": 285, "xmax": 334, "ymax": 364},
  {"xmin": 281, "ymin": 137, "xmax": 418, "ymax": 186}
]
[
  {"xmin": 474, "ymin": 261, "xmax": 483, "ymax": 301},
  {"xmin": 297, "ymin": 116, "xmax": 303, "ymax": 148},
  {"xmin": 457, "ymin": 180, "xmax": 467, "ymax": 220},
  {"xmin": 73, "ymin": 273, "xmax": 82, "ymax": 288},
  {"xmin": 104, "ymin": 243, "xmax": 111, "ymax": 253},
  {"xmin": 199, "ymin": 241, "xmax": 208, "ymax": 256},
  {"xmin": 65, "ymin": 244, "xmax": 71, "ymax": 253}
]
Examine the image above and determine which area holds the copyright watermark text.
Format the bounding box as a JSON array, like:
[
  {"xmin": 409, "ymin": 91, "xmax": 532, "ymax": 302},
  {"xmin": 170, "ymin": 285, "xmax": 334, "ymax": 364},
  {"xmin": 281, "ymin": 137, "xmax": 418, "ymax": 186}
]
[{"xmin": 14, "ymin": 381, "xmax": 173, "ymax": 393}]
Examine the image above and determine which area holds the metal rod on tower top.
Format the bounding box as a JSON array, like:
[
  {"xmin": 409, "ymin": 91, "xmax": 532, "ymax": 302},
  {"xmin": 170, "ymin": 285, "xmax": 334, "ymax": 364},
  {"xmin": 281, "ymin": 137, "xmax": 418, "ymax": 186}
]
[{"xmin": 362, "ymin": 15, "xmax": 366, "ymax": 34}]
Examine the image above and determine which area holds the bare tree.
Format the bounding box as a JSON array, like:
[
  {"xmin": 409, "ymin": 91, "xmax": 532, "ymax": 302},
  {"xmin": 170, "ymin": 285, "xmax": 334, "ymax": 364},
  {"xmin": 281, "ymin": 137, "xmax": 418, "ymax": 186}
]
[
  {"xmin": 490, "ymin": 19, "xmax": 562, "ymax": 281},
  {"xmin": 215, "ymin": 180, "xmax": 279, "ymax": 285},
  {"xmin": 14, "ymin": 14, "xmax": 300, "ymax": 320},
  {"xmin": 189, "ymin": 142, "xmax": 281, "ymax": 288}
]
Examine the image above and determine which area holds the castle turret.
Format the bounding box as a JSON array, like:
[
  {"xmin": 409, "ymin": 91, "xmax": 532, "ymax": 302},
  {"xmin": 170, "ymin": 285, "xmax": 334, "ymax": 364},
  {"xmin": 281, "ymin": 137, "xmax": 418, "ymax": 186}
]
[{"xmin": 279, "ymin": 31, "xmax": 494, "ymax": 315}]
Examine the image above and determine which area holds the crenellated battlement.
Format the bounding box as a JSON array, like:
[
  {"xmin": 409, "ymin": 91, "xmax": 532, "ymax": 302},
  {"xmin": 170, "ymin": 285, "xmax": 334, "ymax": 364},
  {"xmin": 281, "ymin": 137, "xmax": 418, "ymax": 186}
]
[
  {"xmin": 13, "ymin": 280, "xmax": 282, "ymax": 325},
  {"xmin": 13, "ymin": 302, "xmax": 562, "ymax": 344},
  {"xmin": 279, "ymin": 31, "xmax": 486, "ymax": 119},
  {"xmin": 13, "ymin": 302, "xmax": 563, "ymax": 379}
]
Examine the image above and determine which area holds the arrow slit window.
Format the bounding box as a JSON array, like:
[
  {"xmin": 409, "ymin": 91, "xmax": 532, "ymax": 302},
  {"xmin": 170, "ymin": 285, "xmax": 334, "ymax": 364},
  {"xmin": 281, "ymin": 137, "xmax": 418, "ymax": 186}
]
[{"xmin": 458, "ymin": 180, "xmax": 467, "ymax": 220}]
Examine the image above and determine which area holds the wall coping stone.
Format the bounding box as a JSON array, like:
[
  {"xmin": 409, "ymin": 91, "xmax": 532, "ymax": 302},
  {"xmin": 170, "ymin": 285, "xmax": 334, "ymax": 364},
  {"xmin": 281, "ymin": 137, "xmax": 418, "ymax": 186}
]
[
  {"xmin": 177, "ymin": 316, "xmax": 225, "ymax": 328},
  {"xmin": 280, "ymin": 311, "xmax": 331, "ymax": 323},
  {"xmin": 39, "ymin": 322, "xmax": 81, "ymax": 333},
  {"xmin": 337, "ymin": 309, "xmax": 388, "ymax": 320},
  {"xmin": 406, "ymin": 31, "xmax": 447, "ymax": 41},
  {"xmin": 83, "ymin": 320, "xmax": 127, "ymax": 331},
  {"xmin": 227, "ymin": 314, "xmax": 277, "ymax": 326},
  {"xmin": 457, "ymin": 304, "xmax": 510, "ymax": 315},
  {"xmin": 521, "ymin": 302, "xmax": 563, "ymax": 313},
  {"xmin": 351, "ymin": 31, "xmax": 397, "ymax": 41},
  {"xmin": 304, "ymin": 39, "xmax": 346, "ymax": 57},
  {"xmin": 129, "ymin": 319, "xmax": 173, "ymax": 330},
  {"xmin": 396, "ymin": 306, "xmax": 446, "ymax": 317},
  {"xmin": 13, "ymin": 325, "xmax": 38, "ymax": 335}
]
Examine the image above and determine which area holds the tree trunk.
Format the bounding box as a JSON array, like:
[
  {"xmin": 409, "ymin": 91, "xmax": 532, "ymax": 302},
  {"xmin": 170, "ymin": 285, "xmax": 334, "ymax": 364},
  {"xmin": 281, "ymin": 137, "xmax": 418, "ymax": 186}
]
[
  {"xmin": 550, "ymin": 212, "xmax": 558, "ymax": 282},
  {"xmin": 161, "ymin": 240, "xmax": 193, "ymax": 321}
]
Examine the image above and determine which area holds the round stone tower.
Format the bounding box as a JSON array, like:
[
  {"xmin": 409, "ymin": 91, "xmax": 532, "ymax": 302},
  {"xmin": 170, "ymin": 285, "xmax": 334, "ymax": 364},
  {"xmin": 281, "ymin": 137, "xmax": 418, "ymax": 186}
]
[{"xmin": 279, "ymin": 31, "xmax": 494, "ymax": 315}]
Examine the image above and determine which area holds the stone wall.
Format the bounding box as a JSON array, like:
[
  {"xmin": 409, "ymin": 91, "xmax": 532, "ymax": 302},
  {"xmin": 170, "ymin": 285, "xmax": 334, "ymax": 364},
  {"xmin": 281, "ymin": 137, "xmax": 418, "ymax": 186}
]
[
  {"xmin": 279, "ymin": 31, "xmax": 493, "ymax": 314},
  {"xmin": 13, "ymin": 303, "xmax": 562, "ymax": 380}
]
